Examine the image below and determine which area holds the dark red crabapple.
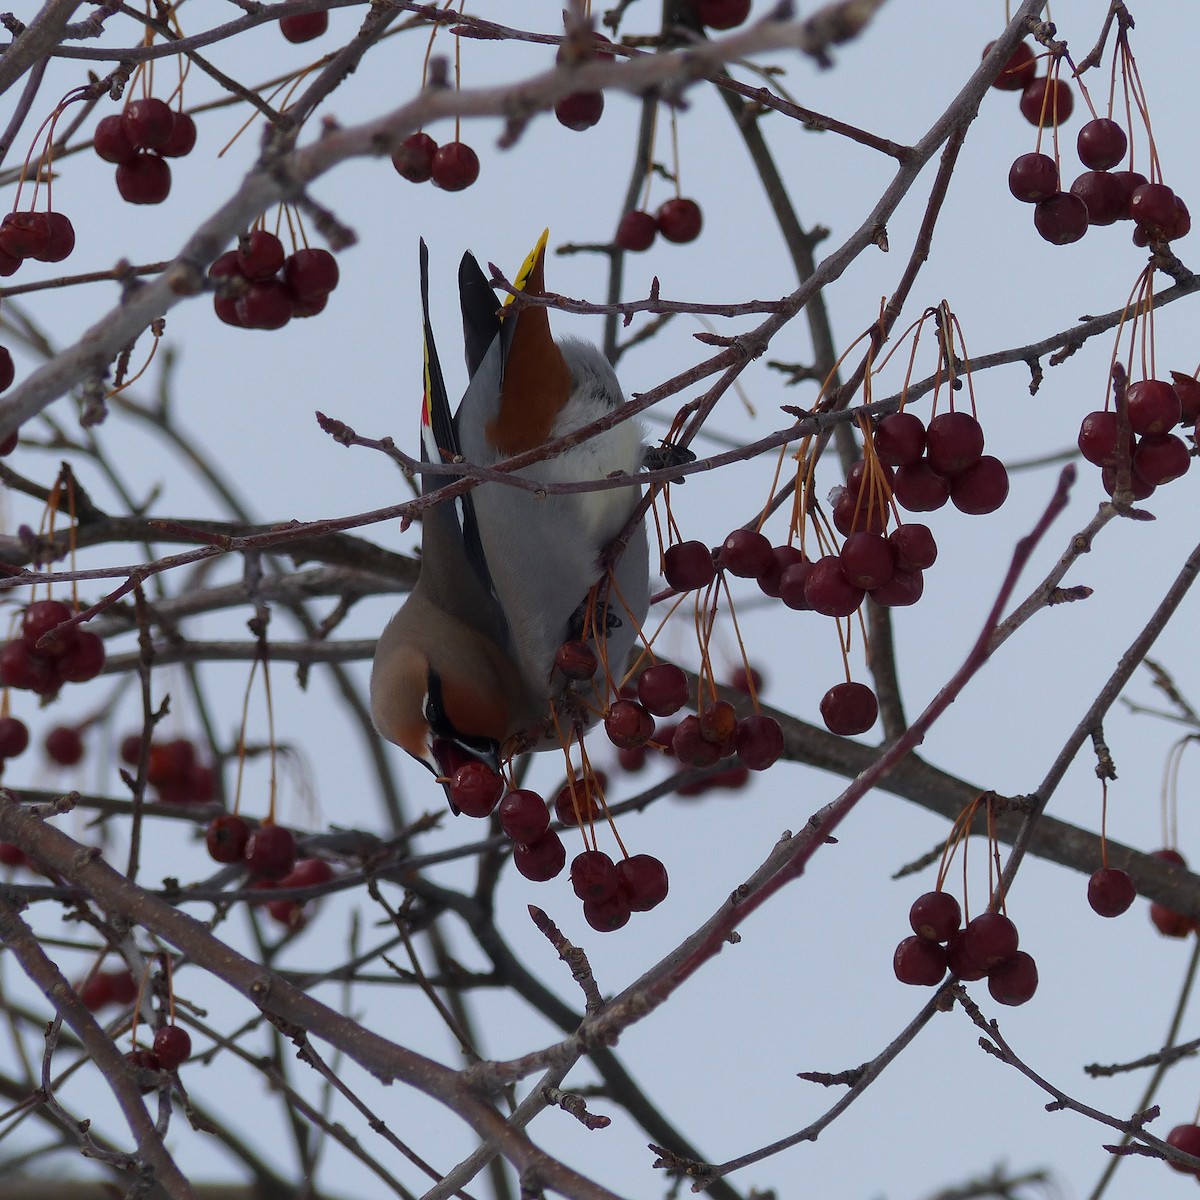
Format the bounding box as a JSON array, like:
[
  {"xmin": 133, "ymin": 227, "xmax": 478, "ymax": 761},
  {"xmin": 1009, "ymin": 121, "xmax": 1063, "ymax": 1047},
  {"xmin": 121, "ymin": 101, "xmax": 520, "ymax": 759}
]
[
  {"xmin": 1133, "ymin": 434, "xmax": 1190, "ymax": 486},
  {"xmin": 893, "ymin": 935, "xmax": 947, "ymax": 986},
  {"xmin": 512, "ymin": 830, "xmax": 566, "ymax": 881},
  {"xmin": 735, "ymin": 714, "xmax": 783, "ymax": 770},
  {"xmin": 237, "ymin": 230, "xmax": 286, "ymax": 282},
  {"xmin": 1077, "ymin": 410, "xmax": 1121, "ymax": 467},
  {"xmin": 115, "ymin": 154, "xmax": 171, "ymax": 205},
  {"xmin": 984, "ymin": 39, "xmax": 1036, "ymax": 91},
  {"xmin": 22, "ymin": 599, "xmax": 72, "ymax": 649},
  {"xmin": 570, "ymin": 850, "xmax": 619, "ymax": 902},
  {"xmin": 693, "ymin": 0, "xmax": 752, "ymax": 29},
  {"xmin": 1033, "ymin": 192, "xmax": 1088, "ymax": 244},
  {"xmin": 663, "ymin": 540, "xmax": 716, "ymax": 591},
  {"xmin": 778, "ymin": 558, "xmax": 813, "ymax": 610},
  {"xmin": 0, "ymin": 212, "xmax": 49, "ymax": 260},
  {"xmin": 925, "ymin": 412, "xmax": 984, "ymax": 476},
  {"xmin": 819, "ymin": 682, "xmax": 877, "ymax": 735},
  {"xmin": 699, "ymin": 700, "xmax": 737, "ymax": 746},
  {"xmin": 1170, "ymin": 371, "xmax": 1200, "ymax": 424},
  {"xmin": 637, "ymin": 663, "xmax": 689, "ymax": 717},
  {"xmin": 0, "ymin": 843, "xmax": 25, "ymax": 868},
  {"xmin": 832, "ymin": 488, "xmax": 889, "ymax": 538},
  {"xmin": 555, "ymin": 91, "xmax": 604, "ymax": 131},
  {"xmin": 1100, "ymin": 463, "xmax": 1155, "ymax": 502},
  {"xmin": 604, "ymin": 699, "xmax": 655, "ymax": 749},
  {"xmin": 718, "ymin": 528, "xmax": 773, "ymax": 578},
  {"xmin": 804, "ymin": 556, "xmax": 865, "ymax": 618},
  {"xmin": 1166, "ymin": 1124, "xmax": 1200, "ymax": 1175},
  {"xmin": 656, "ymin": 198, "xmax": 703, "ymax": 244},
  {"xmin": 0, "ymin": 641, "xmax": 57, "ymax": 695},
  {"xmin": 206, "ymin": 814, "xmax": 251, "ymax": 863},
  {"xmin": 280, "ymin": 12, "xmax": 329, "ymax": 42},
  {"xmin": 757, "ymin": 544, "xmax": 805, "ymax": 599},
  {"xmin": 1070, "ymin": 170, "xmax": 1126, "ymax": 226},
  {"xmin": 152, "ymin": 1026, "xmax": 192, "ymax": 1070},
  {"xmin": 874, "ymin": 411, "xmax": 926, "ymax": 466},
  {"xmin": 946, "ymin": 930, "xmax": 987, "ymax": 980},
  {"xmin": 58, "ymin": 629, "xmax": 106, "ymax": 683},
  {"xmin": 497, "ymin": 789, "xmax": 549, "ymax": 844},
  {"xmin": 909, "ymin": 891, "xmax": 962, "ymax": 943},
  {"xmin": 1129, "ymin": 182, "xmax": 1178, "ymax": 235},
  {"xmin": 962, "ymin": 911, "xmax": 1019, "ymax": 969},
  {"xmin": 839, "ymin": 531, "xmax": 894, "ymax": 590},
  {"xmin": 729, "ymin": 665, "xmax": 764, "ymax": 695},
  {"xmin": 554, "ymin": 776, "xmax": 604, "ymax": 826},
  {"xmin": 93, "ymin": 113, "xmax": 138, "ymax": 163},
  {"xmin": 121, "ymin": 98, "xmax": 175, "ymax": 151},
  {"xmin": 616, "ymin": 210, "xmax": 657, "ymax": 251},
  {"xmin": 235, "ymin": 280, "xmax": 293, "ymax": 330},
  {"xmin": 449, "ymin": 761, "xmax": 505, "ymax": 818},
  {"xmin": 892, "ymin": 462, "xmax": 950, "ymax": 512},
  {"xmin": 0, "ymin": 347, "xmax": 14, "ymax": 393},
  {"xmin": 1125, "ymin": 379, "xmax": 1181, "ymax": 435},
  {"xmin": 672, "ymin": 715, "xmax": 723, "ymax": 768},
  {"xmin": 158, "ymin": 111, "xmax": 197, "ymax": 158},
  {"xmin": 1087, "ymin": 867, "xmax": 1136, "ymax": 917},
  {"xmin": 950, "ymin": 455, "xmax": 1009, "ymax": 515},
  {"xmin": 1076, "ymin": 117, "xmax": 1127, "ymax": 170},
  {"xmin": 392, "ymin": 132, "xmax": 437, "ymax": 183},
  {"xmin": 284, "ymin": 248, "xmax": 339, "ymax": 300},
  {"xmin": 430, "ymin": 143, "xmax": 480, "ymax": 192},
  {"xmin": 584, "ymin": 891, "xmax": 632, "ymax": 932},
  {"xmin": 617, "ymin": 854, "xmax": 669, "ymax": 911},
  {"xmin": 0, "ymin": 249, "xmax": 19, "ymax": 278},
  {"xmin": 871, "ymin": 565, "xmax": 924, "ymax": 608},
  {"xmin": 0, "ymin": 716, "xmax": 29, "ymax": 758},
  {"xmin": 1150, "ymin": 901, "xmax": 1193, "ymax": 938},
  {"xmin": 987, "ymin": 950, "xmax": 1038, "ymax": 1006},
  {"xmin": 1007, "ymin": 152, "xmax": 1058, "ymax": 203},
  {"xmin": 1111, "ymin": 169, "xmax": 1148, "ymax": 219},
  {"xmin": 888, "ymin": 523, "xmax": 937, "ymax": 571},
  {"xmin": 1019, "ymin": 75, "xmax": 1074, "ymax": 126},
  {"xmin": 33, "ymin": 212, "xmax": 75, "ymax": 263},
  {"xmin": 45, "ymin": 725, "xmax": 84, "ymax": 766},
  {"xmin": 555, "ymin": 640, "xmax": 598, "ymax": 680},
  {"xmin": 244, "ymin": 824, "xmax": 297, "ymax": 880}
]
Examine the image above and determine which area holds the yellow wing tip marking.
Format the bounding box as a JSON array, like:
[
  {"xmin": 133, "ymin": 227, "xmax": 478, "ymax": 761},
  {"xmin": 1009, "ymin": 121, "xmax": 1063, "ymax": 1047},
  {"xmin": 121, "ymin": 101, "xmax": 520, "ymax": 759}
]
[{"xmin": 503, "ymin": 229, "xmax": 551, "ymax": 309}]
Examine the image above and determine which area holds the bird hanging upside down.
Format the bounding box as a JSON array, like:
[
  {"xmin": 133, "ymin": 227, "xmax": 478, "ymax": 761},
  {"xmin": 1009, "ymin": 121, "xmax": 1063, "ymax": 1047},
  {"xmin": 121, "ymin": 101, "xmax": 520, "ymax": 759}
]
[{"xmin": 370, "ymin": 232, "xmax": 651, "ymax": 798}]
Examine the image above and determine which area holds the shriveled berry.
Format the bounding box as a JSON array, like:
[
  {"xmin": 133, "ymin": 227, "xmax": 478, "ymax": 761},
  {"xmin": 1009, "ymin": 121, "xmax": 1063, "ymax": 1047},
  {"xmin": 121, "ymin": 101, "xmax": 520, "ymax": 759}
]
[
  {"xmin": 819, "ymin": 682, "xmax": 877, "ymax": 735},
  {"xmin": 497, "ymin": 789, "xmax": 549, "ymax": 843},
  {"xmin": 555, "ymin": 640, "xmax": 598, "ymax": 680},
  {"xmin": 513, "ymin": 830, "xmax": 566, "ymax": 881},
  {"xmin": 617, "ymin": 853, "xmax": 668, "ymax": 911},
  {"xmin": 638, "ymin": 663, "xmax": 689, "ymax": 717},
  {"xmin": 893, "ymin": 935, "xmax": 947, "ymax": 986},
  {"xmin": 735, "ymin": 714, "xmax": 783, "ymax": 770},
  {"xmin": 699, "ymin": 700, "xmax": 737, "ymax": 748},
  {"xmin": 663, "ymin": 540, "xmax": 716, "ymax": 591},
  {"xmin": 1087, "ymin": 867, "xmax": 1136, "ymax": 917},
  {"xmin": 450, "ymin": 761, "xmax": 505, "ymax": 818},
  {"xmin": 554, "ymin": 775, "xmax": 604, "ymax": 826},
  {"xmin": 987, "ymin": 950, "xmax": 1038, "ymax": 1006},
  {"xmin": 909, "ymin": 891, "xmax": 961, "ymax": 943},
  {"xmin": 672, "ymin": 715, "xmax": 723, "ymax": 768},
  {"xmin": 245, "ymin": 824, "xmax": 297, "ymax": 880},
  {"xmin": 1034, "ymin": 192, "xmax": 1088, "ymax": 244},
  {"xmin": 1133, "ymin": 434, "xmax": 1190, "ymax": 487},
  {"xmin": 152, "ymin": 1025, "xmax": 192, "ymax": 1070},
  {"xmin": 206, "ymin": 814, "xmax": 251, "ymax": 863}
]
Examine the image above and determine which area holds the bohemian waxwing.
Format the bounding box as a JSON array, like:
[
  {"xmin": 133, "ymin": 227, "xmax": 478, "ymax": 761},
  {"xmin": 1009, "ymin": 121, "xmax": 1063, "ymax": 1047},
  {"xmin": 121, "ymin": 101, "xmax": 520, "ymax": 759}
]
[{"xmin": 370, "ymin": 232, "xmax": 650, "ymax": 800}]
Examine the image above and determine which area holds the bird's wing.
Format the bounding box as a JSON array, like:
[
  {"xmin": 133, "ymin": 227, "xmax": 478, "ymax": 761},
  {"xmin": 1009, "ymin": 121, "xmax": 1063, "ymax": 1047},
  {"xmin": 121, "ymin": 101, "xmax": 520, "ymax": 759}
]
[{"xmin": 458, "ymin": 251, "xmax": 500, "ymax": 380}]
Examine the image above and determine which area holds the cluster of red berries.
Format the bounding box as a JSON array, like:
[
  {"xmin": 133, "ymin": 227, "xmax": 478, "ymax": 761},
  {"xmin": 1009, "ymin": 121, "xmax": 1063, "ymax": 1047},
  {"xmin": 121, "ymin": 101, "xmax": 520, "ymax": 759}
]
[
  {"xmin": 206, "ymin": 813, "xmax": 296, "ymax": 876},
  {"xmin": 209, "ymin": 234, "xmax": 340, "ymax": 330},
  {"xmin": 687, "ymin": 0, "xmax": 752, "ymax": 31},
  {"xmin": 119, "ymin": 733, "xmax": 215, "ymax": 805},
  {"xmin": 0, "ymin": 600, "xmax": 105, "ymax": 697},
  {"xmin": 616, "ymin": 199, "xmax": 704, "ymax": 251},
  {"xmin": 1077, "ymin": 374, "xmax": 1197, "ymax": 501},
  {"xmin": 0, "ymin": 209, "xmax": 74, "ymax": 276},
  {"xmin": 893, "ymin": 892, "xmax": 1039, "ymax": 1006},
  {"xmin": 391, "ymin": 134, "xmax": 481, "ymax": 192},
  {"xmin": 79, "ymin": 965, "xmax": 138, "ymax": 1011},
  {"xmin": 280, "ymin": 13, "xmax": 328, "ymax": 42},
  {"xmin": 92, "ymin": 98, "xmax": 197, "ymax": 205},
  {"xmin": 1009, "ymin": 115, "xmax": 1190, "ymax": 247}
]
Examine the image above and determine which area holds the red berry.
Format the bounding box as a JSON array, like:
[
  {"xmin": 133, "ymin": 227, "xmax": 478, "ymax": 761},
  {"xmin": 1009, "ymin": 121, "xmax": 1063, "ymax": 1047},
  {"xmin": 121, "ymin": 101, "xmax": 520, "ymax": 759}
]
[
  {"xmin": 987, "ymin": 950, "xmax": 1038, "ymax": 1006},
  {"xmin": 1133, "ymin": 434, "xmax": 1190, "ymax": 487},
  {"xmin": 1150, "ymin": 901, "xmax": 1193, "ymax": 938},
  {"xmin": 1170, "ymin": 371, "xmax": 1200, "ymax": 425},
  {"xmin": 0, "ymin": 250, "xmax": 18, "ymax": 278},
  {"xmin": 555, "ymin": 640, "xmax": 598, "ymax": 680},
  {"xmin": 554, "ymin": 775, "xmax": 604, "ymax": 826},
  {"xmin": 236, "ymin": 280, "xmax": 294, "ymax": 330},
  {"xmin": 237, "ymin": 230, "xmax": 286, "ymax": 282},
  {"xmin": 1007, "ymin": 152, "xmax": 1058, "ymax": 203},
  {"xmin": 497, "ymin": 789, "xmax": 549, "ymax": 843},
  {"xmin": 79, "ymin": 972, "xmax": 116, "ymax": 1011},
  {"xmin": 839, "ymin": 531, "xmax": 895, "ymax": 590},
  {"xmin": 803, "ymin": 556, "xmax": 865, "ymax": 618},
  {"xmin": 108, "ymin": 969, "xmax": 138, "ymax": 1005},
  {"xmin": 950, "ymin": 455, "xmax": 1009, "ymax": 515},
  {"xmin": 1101, "ymin": 463, "xmax": 1155, "ymax": 502},
  {"xmin": 909, "ymin": 891, "xmax": 961, "ymax": 942},
  {"xmin": 617, "ymin": 853, "xmax": 668, "ymax": 911},
  {"xmin": 115, "ymin": 154, "xmax": 172, "ymax": 204},
  {"xmin": 637, "ymin": 663, "xmax": 689, "ymax": 717},
  {"xmin": 892, "ymin": 461, "xmax": 950, "ymax": 512},
  {"xmin": 718, "ymin": 528, "xmax": 773, "ymax": 578},
  {"xmin": 1125, "ymin": 379, "xmax": 1181, "ymax": 435},
  {"xmin": 893, "ymin": 935, "xmax": 947, "ymax": 985},
  {"xmin": 0, "ymin": 212, "xmax": 49, "ymax": 261},
  {"xmin": 1070, "ymin": 170, "xmax": 1126, "ymax": 226},
  {"xmin": 1076, "ymin": 118, "xmax": 1126, "ymax": 170},
  {"xmin": 245, "ymin": 824, "xmax": 297, "ymax": 880},
  {"xmin": 693, "ymin": 0, "xmax": 752, "ymax": 29},
  {"xmin": 147, "ymin": 738, "xmax": 196, "ymax": 789},
  {"xmin": 93, "ymin": 113, "xmax": 138, "ymax": 163},
  {"xmin": 449, "ymin": 761, "xmax": 505, "ymax": 818},
  {"xmin": 819, "ymin": 682, "xmax": 877, "ymax": 735},
  {"xmin": 22, "ymin": 599, "xmax": 73, "ymax": 653},
  {"xmin": 126, "ymin": 1048, "xmax": 161, "ymax": 1090},
  {"xmin": 758, "ymin": 545, "xmax": 805, "ymax": 599},
  {"xmin": 663, "ymin": 540, "xmax": 716, "ymax": 591},
  {"xmin": 583, "ymin": 891, "xmax": 632, "ymax": 932},
  {"xmin": 926, "ymin": 412, "xmax": 984, "ymax": 476},
  {"xmin": 0, "ymin": 640, "xmax": 57, "ymax": 695},
  {"xmin": 735, "ymin": 714, "xmax": 784, "ymax": 771},
  {"xmin": 870, "ymin": 565, "xmax": 924, "ymax": 608},
  {"xmin": 672, "ymin": 715, "xmax": 723, "ymax": 768},
  {"xmin": 152, "ymin": 1025, "xmax": 191, "ymax": 1070},
  {"xmin": 604, "ymin": 699, "xmax": 655, "ymax": 750},
  {"xmin": 159, "ymin": 111, "xmax": 196, "ymax": 158},
  {"xmin": 513, "ymin": 830, "xmax": 566, "ymax": 881},
  {"xmin": 616, "ymin": 210, "xmax": 657, "ymax": 252},
  {"xmin": 946, "ymin": 930, "xmax": 986, "ymax": 980},
  {"xmin": 0, "ymin": 348, "xmax": 14, "ymax": 393},
  {"xmin": 962, "ymin": 911, "xmax": 1019, "ymax": 969},
  {"xmin": 656, "ymin": 198, "xmax": 703, "ymax": 244},
  {"xmin": 122, "ymin": 98, "xmax": 175, "ymax": 150},
  {"xmin": 1129, "ymin": 182, "xmax": 1178, "ymax": 235},
  {"xmin": 555, "ymin": 91, "xmax": 604, "ymax": 131},
  {"xmin": 392, "ymin": 132, "xmax": 437, "ymax": 183},
  {"xmin": 1166, "ymin": 1125, "xmax": 1200, "ymax": 1175},
  {"xmin": 206, "ymin": 814, "xmax": 250, "ymax": 863},
  {"xmin": 778, "ymin": 558, "xmax": 813, "ymax": 610},
  {"xmin": 1034, "ymin": 192, "xmax": 1089, "ymax": 244},
  {"xmin": 430, "ymin": 142, "xmax": 480, "ymax": 192},
  {"xmin": 283, "ymin": 248, "xmax": 339, "ymax": 300},
  {"xmin": 570, "ymin": 850, "xmax": 619, "ymax": 902},
  {"xmin": 0, "ymin": 716, "xmax": 29, "ymax": 758},
  {"xmin": 984, "ymin": 39, "xmax": 1036, "ymax": 92},
  {"xmin": 888, "ymin": 523, "xmax": 937, "ymax": 571},
  {"xmin": 1087, "ymin": 867, "xmax": 1136, "ymax": 917},
  {"xmin": 1111, "ymin": 170, "xmax": 1148, "ymax": 219},
  {"xmin": 280, "ymin": 13, "xmax": 329, "ymax": 42},
  {"xmin": 31, "ymin": 212, "xmax": 75, "ymax": 263},
  {"xmin": 874, "ymin": 412, "xmax": 926, "ymax": 467},
  {"xmin": 1077, "ymin": 410, "xmax": 1121, "ymax": 467},
  {"xmin": 1019, "ymin": 76, "xmax": 1074, "ymax": 127},
  {"xmin": 282, "ymin": 858, "xmax": 335, "ymax": 889},
  {"xmin": 45, "ymin": 725, "xmax": 84, "ymax": 766},
  {"xmin": 57, "ymin": 630, "xmax": 105, "ymax": 684},
  {"xmin": 699, "ymin": 700, "xmax": 737, "ymax": 747},
  {"xmin": 730, "ymin": 665, "xmax": 763, "ymax": 696},
  {"xmin": 0, "ymin": 843, "xmax": 25, "ymax": 867}
]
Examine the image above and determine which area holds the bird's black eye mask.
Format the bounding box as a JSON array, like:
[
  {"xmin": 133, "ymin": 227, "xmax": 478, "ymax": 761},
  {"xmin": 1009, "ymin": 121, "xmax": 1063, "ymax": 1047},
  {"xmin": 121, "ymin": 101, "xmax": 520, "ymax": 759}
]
[{"xmin": 423, "ymin": 669, "xmax": 499, "ymax": 760}]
